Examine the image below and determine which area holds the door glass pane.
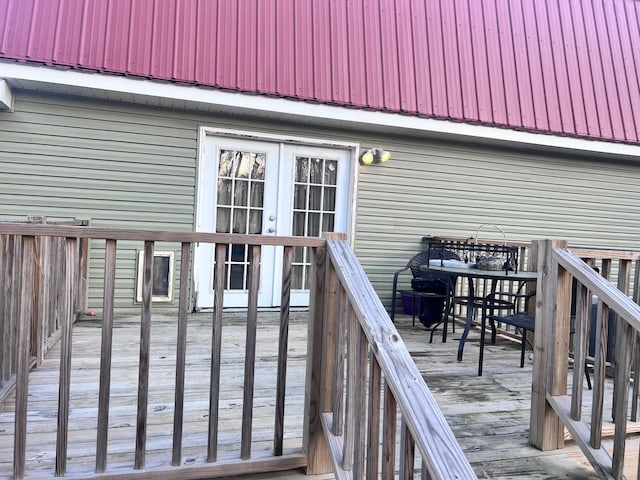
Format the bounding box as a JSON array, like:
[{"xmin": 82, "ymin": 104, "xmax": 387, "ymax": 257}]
[
  {"xmin": 216, "ymin": 148, "xmax": 266, "ymax": 291},
  {"xmin": 291, "ymin": 154, "xmax": 340, "ymax": 291}
]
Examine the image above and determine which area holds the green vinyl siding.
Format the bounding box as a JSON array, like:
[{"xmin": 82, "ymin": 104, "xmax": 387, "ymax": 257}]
[{"xmin": 1, "ymin": 90, "xmax": 639, "ymax": 313}]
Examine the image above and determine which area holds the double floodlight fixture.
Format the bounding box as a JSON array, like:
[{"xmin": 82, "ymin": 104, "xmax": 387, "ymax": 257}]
[{"xmin": 360, "ymin": 147, "xmax": 391, "ymax": 165}]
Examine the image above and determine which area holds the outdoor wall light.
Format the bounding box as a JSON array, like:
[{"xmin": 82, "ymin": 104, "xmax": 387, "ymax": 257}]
[{"xmin": 360, "ymin": 147, "xmax": 391, "ymax": 165}]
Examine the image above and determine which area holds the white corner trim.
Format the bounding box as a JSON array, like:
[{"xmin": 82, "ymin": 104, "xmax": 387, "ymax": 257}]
[
  {"xmin": 3, "ymin": 62, "xmax": 640, "ymax": 159},
  {"xmin": 0, "ymin": 79, "xmax": 13, "ymax": 111}
]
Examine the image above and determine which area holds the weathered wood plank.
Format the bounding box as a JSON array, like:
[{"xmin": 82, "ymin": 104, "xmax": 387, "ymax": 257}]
[
  {"xmin": 530, "ymin": 239, "xmax": 566, "ymax": 450},
  {"xmin": 572, "ymin": 283, "xmax": 590, "ymax": 420},
  {"xmin": 96, "ymin": 239, "xmax": 117, "ymax": 472},
  {"xmin": 240, "ymin": 244, "xmax": 261, "ymax": 460},
  {"xmin": 13, "ymin": 236, "xmax": 31, "ymax": 480},
  {"xmin": 400, "ymin": 419, "xmax": 415, "ymax": 480},
  {"xmin": 207, "ymin": 242, "xmax": 226, "ymax": 462},
  {"xmin": 274, "ymin": 245, "xmax": 292, "ymax": 457},
  {"xmin": 381, "ymin": 383, "xmax": 397, "ymax": 480},
  {"xmin": 134, "ymin": 240, "xmax": 154, "ymax": 469},
  {"xmin": 331, "ymin": 287, "xmax": 346, "ymax": 437},
  {"xmin": 366, "ymin": 354, "xmax": 381, "ymax": 479},
  {"xmin": 0, "ymin": 224, "xmax": 326, "ymax": 247},
  {"xmin": 171, "ymin": 241, "xmax": 191, "ymax": 466},
  {"xmin": 304, "ymin": 243, "xmax": 331, "ymax": 474}
]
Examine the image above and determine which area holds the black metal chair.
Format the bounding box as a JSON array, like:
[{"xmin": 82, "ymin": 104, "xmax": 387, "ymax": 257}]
[
  {"xmin": 390, "ymin": 249, "xmax": 459, "ymax": 342},
  {"xmin": 480, "ymin": 290, "xmax": 536, "ymax": 376}
]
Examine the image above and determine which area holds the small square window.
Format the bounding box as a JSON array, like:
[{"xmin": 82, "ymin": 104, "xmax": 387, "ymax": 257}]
[{"xmin": 136, "ymin": 251, "xmax": 174, "ymax": 303}]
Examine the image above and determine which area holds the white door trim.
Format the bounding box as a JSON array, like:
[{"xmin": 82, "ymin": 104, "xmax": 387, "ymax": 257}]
[{"xmin": 193, "ymin": 126, "xmax": 359, "ymax": 309}]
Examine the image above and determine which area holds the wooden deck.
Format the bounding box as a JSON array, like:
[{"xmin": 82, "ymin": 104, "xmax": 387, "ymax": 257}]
[{"xmin": 1, "ymin": 310, "xmax": 638, "ymax": 479}]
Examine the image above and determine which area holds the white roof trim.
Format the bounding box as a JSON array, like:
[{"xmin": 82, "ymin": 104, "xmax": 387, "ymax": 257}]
[
  {"xmin": 2, "ymin": 61, "xmax": 640, "ymax": 159},
  {"xmin": 0, "ymin": 79, "xmax": 13, "ymax": 111}
]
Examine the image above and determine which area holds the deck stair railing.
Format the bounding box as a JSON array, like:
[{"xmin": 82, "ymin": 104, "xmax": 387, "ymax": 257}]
[
  {"xmin": 0, "ymin": 223, "xmax": 474, "ymax": 480},
  {"xmin": 531, "ymin": 239, "xmax": 640, "ymax": 480},
  {"xmin": 306, "ymin": 234, "xmax": 476, "ymax": 479}
]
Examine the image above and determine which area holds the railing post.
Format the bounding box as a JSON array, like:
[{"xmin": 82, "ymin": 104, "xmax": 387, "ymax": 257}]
[
  {"xmin": 530, "ymin": 239, "xmax": 569, "ymax": 450},
  {"xmin": 304, "ymin": 233, "xmax": 344, "ymax": 474}
]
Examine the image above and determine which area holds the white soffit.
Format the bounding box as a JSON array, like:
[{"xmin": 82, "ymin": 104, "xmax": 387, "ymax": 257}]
[
  {"xmin": 0, "ymin": 79, "xmax": 13, "ymax": 111},
  {"xmin": 2, "ymin": 62, "xmax": 640, "ymax": 161}
]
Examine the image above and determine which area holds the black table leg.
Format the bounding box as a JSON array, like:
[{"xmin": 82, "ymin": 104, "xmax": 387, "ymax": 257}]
[{"xmin": 456, "ymin": 278, "xmax": 475, "ymax": 361}]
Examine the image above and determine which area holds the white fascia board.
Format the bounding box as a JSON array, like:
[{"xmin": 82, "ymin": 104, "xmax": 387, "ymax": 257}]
[
  {"xmin": 0, "ymin": 79, "xmax": 13, "ymax": 111},
  {"xmin": 3, "ymin": 62, "xmax": 640, "ymax": 160}
]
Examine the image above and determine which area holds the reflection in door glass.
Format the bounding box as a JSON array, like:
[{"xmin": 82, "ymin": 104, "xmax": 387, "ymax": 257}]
[
  {"xmin": 291, "ymin": 155, "xmax": 339, "ymax": 289},
  {"xmin": 216, "ymin": 149, "xmax": 266, "ymax": 290}
]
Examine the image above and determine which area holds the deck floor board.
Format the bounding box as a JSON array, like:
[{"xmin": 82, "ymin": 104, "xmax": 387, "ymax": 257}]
[{"xmin": 0, "ymin": 312, "xmax": 637, "ymax": 479}]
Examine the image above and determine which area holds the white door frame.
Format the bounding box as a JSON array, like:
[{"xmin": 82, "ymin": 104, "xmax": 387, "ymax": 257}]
[{"xmin": 193, "ymin": 126, "xmax": 359, "ymax": 310}]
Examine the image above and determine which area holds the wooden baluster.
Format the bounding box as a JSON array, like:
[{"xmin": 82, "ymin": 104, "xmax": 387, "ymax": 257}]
[
  {"xmin": 332, "ymin": 286, "xmax": 347, "ymax": 436},
  {"xmin": 56, "ymin": 237, "xmax": 78, "ymax": 476},
  {"xmin": 381, "ymin": 383, "xmax": 397, "ymax": 479},
  {"xmin": 134, "ymin": 240, "xmax": 154, "ymax": 469},
  {"xmin": 366, "ymin": 353, "xmax": 381, "ymax": 479},
  {"xmin": 13, "ymin": 236, "xmax": 30, "ymax": 480},
  {"xmin": 172, "ymin": 242, "xmax": 191, "ymax": 465},
  {"xmin": 571, "ymin": 282, "xmax": 590, "ymax": 421},
  {"xmin": 400, "ymin": 419, "xmax": 415, "ymax": 479},
  {"xmin": 274, "ymin": 244, "xmax": 292, "ymax": 456},
  {"xmin": 342, "ymin": 304, "xmax": 357, "ymax": 471},
  {"xmin": 352, "ymin": 326, "xmax": 368, "ymax": 478},
  {"xmin": 241, "ymin": 244, "xmax": 261, "ymax": 459},
  {"xmin": 207, "ymin": 243, "xmax": 226, "ymax": 462},
  {"xmin": 612, "ymin": 260, "xmax": 632, "ymax": 478},
  {"xmin": 96, "ymin": 239, "xmax": 117, "ymax": 472},
  {"xmin": 631, "ymin": 259, "xmax": 640, "ymax": 422}
]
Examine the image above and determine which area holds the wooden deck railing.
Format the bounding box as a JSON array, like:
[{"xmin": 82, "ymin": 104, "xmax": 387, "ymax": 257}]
[
  {"xmin": 307, "ymin": 234, "xmax": 476, "ymax": 479},
  {"xmin": 0, "ymin": 224, "xmax": 474, "ymax": 480},
  {"xmin": 531, "ymin": 239, "xmax": 640, "ymax": 480},
  {"xmin": 0, "ymin": 219, "xmax": 87, "ymax": 407}
]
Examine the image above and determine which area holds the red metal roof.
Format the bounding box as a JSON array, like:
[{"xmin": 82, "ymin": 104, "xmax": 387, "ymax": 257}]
[{"xmin": 1, "ymin": 0, "xmax": 639, "ymax": 144}]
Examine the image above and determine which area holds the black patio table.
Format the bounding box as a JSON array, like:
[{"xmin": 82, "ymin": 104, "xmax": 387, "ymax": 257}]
[{"xmin": 421, "ymin": 263, "xmax": 538, "ymax": 371}]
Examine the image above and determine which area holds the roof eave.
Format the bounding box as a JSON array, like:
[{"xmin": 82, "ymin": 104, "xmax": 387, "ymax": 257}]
[{"xmin": 2, "ymin": 62, "xmax": 640, "ymax": 162}]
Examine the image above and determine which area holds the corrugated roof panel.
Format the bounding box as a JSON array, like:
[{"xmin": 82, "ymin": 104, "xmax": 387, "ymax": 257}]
[
  {"xmin": 55, "ymin": 0, "xmax": 86, "ymax": 66},
  {"xmin": 294, "ymin": 0, "xmax": 313, "ymax": 99},
  {"xmin": 362, "ymin": 0, "xmax": 384, "ymax": 109},
  {"xmin": 410, "ymin": 0, "xmax": 432, "ymax": 114},
  {"xmin": 569, "ymin": 0, "xmax": 601, "ymax": 137},
  {"xmin": 346, "ymin": 0, "xmax": 367, "ymax": 107},
  {"xmin": 426, "ymin": 0, "xmax": 447, "ymax": 118},
  {"xmin": 329, "ymin": 0, "xmax": 350, "ymax": 105},
  {"xmin": 3, "ymin": 0, "xmax": 34, "ymax": 57},
  {"xmin": 215, "ymin": 0, "xmax": 237, "ymax": 88},
  {"xmin": 127, "ymin": 0, "xmax": 154, "ymax": 75},
  {"xmin": 590, "ymin": 0, "xmax": 624, "ymax": 140},
  {"xmin": 468, "ymin": 1, "xmax": 492, "ymax": 123},
  {"xmin": 3, "ymin": 0, "xmax": 640, "ymax": 146},
  {"xmin": 521, "ymin": 0, "xmax": 549, "ymax": 131},
  {"xmin": 495, "ymin": 0, "xmax": 522, "ymax": 127},
  {"xmin": 28, "ymin": 0, "xmax": 58, "ymax": 61},
  {"xmin": 104, "ymin": 0, "xmax": 132, "ymax": 73},
  {"xmin": 452, "ymin": 0, "xmax": 476, "ymax": 120},
  {"xmin": 546, "ymin": 0, "xmax": 575, "ymax": 134},
  {"xmin": 603, "ymin": 0, "xmax": 637, "ymax": 142},
  {"xmin": 508, "ymin": 0, "xmax": 535, "ymax": 130},
  {"xmin": 276, "ymin": 0, "xmax": 294, "ymax": 96},
  {"xmin": 378, "ymin": 0, "xmax": 400, "ymax": 110},
  {"xmin": 483, "ymin": 0, "xmax": 508, "ymax": 125},
  {"xmin": 78, "ymin": 0, "xmax": 108, "ymax": 67},
  {"xmin": 151, "ymin": 0, "xmax": 176, "ymax": 79},
  {"xmin": 256, "ymin": 0, "xmax": 276, "ymax": 94},
  {"xmin": 557, "ymin": 0, "xmax": 588, "ymax": 137},
  {"xmin": 312, "ymin": 1, "xmax": 331, "ymax": 102},
  {"xmin": 440, "ymin": 0, "xmax": 463, "ymax": 119},
  {"xmin": 173, "ymin": 0, "xmax": 198, "ymax": 82},
  {"xmin": 236, "ymin": 0, "xmax": 257, "ymax": 91},
  {"xmin": 195, "ymin": 0, "xmax": 217, "ymax": 86},
  {"xmin": 621, "ymin": 0, "xmax": 640, "ymax": 137}
]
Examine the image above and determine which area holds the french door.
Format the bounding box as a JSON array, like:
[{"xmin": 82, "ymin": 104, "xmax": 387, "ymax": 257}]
[{"xmin": 196, "ymin": 134, "xmax": 352, "ymax": 309}]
